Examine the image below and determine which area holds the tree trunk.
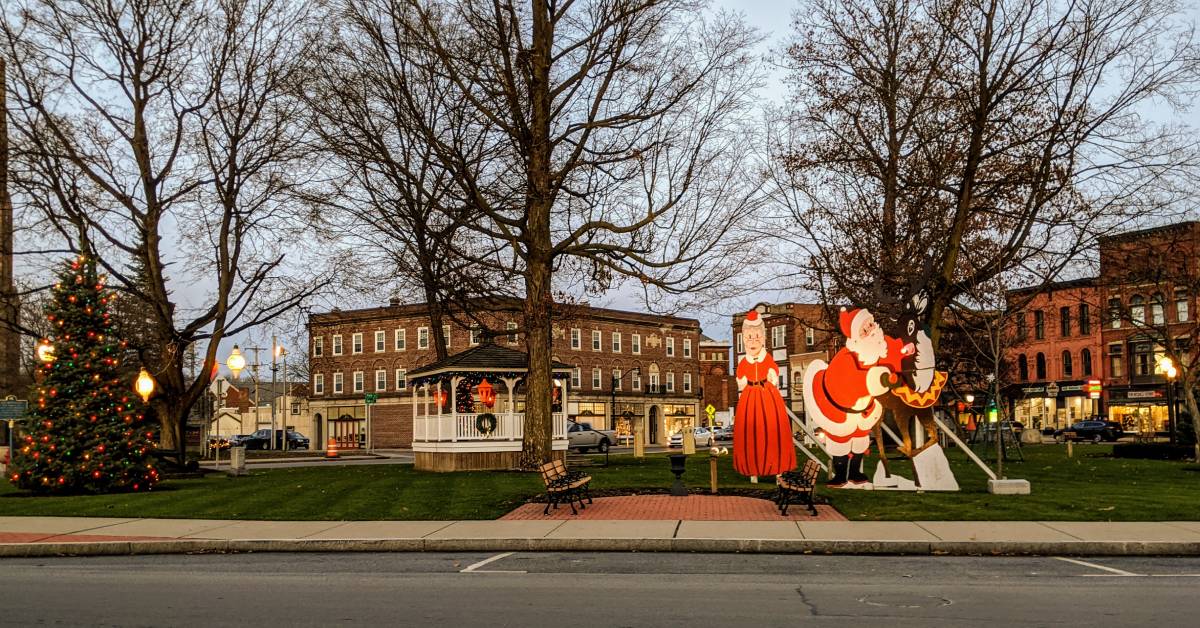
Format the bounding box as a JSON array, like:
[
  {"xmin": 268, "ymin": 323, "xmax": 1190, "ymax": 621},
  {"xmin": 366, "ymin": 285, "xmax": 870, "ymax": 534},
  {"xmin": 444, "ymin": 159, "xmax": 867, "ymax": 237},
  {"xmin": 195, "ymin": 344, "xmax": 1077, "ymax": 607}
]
[
  {"xmin": 424, "ymin": 280, "xmax": 449, "ymax": 361},
  {"xmin": 519, "ymin": 256, "xmax": 554, "ymax": 468},
  {"xmin": 1183, "ymin": 377, "xmax": 1200, "ymax": 461}
]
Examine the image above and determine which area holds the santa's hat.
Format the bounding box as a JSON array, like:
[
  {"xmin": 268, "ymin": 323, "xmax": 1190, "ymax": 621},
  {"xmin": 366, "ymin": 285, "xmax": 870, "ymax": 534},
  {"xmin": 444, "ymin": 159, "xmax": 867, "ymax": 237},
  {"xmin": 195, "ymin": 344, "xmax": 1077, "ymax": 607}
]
[
  {"xmin": 839, "ymin": 307, "xmax": 871, "ymax": 338},
  {"xmin": 742, "ymin": 308, "xmax": 764, "ymax": 330}
]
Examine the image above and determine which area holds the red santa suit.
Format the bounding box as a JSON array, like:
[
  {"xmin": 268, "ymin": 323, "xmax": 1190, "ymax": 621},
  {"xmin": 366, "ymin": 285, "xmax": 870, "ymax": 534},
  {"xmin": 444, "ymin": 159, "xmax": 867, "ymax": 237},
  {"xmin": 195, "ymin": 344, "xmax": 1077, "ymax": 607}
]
[{"xmin": 803, "ymin": 308, "xmax": 907, "ymax": 457}]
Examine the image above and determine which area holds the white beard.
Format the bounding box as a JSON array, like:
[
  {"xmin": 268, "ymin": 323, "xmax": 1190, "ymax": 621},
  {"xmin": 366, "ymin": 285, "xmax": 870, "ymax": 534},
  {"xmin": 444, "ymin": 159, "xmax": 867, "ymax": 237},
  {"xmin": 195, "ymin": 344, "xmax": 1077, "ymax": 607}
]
[
  {"xmin": 912, "ymin": 330, "xmax": 935, "ymax": 392},
  {"xmin": 847, "ymin": 329, "xmax": 887, "ymax": 366}
]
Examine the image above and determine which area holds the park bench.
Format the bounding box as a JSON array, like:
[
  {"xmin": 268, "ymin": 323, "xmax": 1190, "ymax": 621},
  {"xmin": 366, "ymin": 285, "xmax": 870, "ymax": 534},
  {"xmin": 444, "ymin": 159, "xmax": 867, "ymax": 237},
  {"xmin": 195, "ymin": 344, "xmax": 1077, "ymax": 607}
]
[
  {"xmin": 775, "ymin": 459, "xmax": 820, "ymax": 516},
  {"xmin": 539, "ymin": 459, "xmax": 593, "ymax": 515}
]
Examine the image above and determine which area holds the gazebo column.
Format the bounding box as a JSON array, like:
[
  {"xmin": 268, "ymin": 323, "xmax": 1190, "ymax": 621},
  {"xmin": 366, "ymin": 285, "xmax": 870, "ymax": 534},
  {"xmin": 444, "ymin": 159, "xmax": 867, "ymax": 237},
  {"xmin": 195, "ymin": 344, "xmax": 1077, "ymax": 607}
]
[
  {"xmin": 560, "ymin": 377, "xmax": 569, "ymax": 439},
  {"xmin": 412, "ymin": 385, "xmax": 419, "ymax": 441},
  {"xmin": 502, "ymin": 377, "xmax": 517, "ymax": 439},
  {"xmin": 435, "ymin": 381, "xmax": 442, "ymax": 441},
  {"xmin": 450, "ymin": 376, "xmax": 461, "ymax": 442}
]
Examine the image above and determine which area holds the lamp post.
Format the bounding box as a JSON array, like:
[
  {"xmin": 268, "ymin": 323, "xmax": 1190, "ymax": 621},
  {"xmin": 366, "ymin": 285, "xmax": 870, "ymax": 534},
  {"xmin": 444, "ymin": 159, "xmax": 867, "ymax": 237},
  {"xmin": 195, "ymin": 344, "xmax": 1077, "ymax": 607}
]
[
  {"xmin": 1159, "ymin": 356, "xmax": 1178, "ymax": 445},
  {"xmin": 135, "ymin": 368, "xmax": 156, "ymax": 403},
  {"xmin": 271, "ymin": 337, "xmax": 286, "ymax": 451}
]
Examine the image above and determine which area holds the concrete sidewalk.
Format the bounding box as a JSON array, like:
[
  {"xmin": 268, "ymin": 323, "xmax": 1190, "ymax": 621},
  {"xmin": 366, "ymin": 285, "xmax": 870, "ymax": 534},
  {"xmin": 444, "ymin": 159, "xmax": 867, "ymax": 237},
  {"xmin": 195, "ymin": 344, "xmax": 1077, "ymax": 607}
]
[{"xmin": 2, "ymin": 516, "xmax": 1199, "ymax": 557}]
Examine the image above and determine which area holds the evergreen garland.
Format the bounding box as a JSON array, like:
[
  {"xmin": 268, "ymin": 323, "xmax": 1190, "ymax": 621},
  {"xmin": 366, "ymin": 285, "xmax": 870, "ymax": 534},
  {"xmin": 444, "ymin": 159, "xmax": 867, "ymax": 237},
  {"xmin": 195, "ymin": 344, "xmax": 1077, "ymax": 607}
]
[{"xmin": 9, "ymin": 256, "xmax": 160, "ymax": 494}]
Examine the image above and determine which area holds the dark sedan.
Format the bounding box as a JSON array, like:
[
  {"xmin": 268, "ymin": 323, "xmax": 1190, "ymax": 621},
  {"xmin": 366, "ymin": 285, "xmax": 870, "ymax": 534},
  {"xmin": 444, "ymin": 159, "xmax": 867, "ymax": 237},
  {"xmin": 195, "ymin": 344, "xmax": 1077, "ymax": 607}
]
[
  {"xmin": 1054, "ymin": 420, "xmax": 1124, "ymax": 443},
  {"xmin": 240, "ymin": 429, "xmax": 311, "ymax": 450}
]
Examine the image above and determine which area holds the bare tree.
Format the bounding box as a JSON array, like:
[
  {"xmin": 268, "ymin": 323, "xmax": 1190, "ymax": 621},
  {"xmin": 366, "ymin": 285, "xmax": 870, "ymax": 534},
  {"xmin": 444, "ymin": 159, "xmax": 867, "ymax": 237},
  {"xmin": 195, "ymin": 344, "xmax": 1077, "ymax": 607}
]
[
  {"xmin": 344, "ymin": 0, "xmax": 764, "ymax": 465},
  {"xmin": 769, "ymin": 0, "xmax": 1198, "ymax": 341},
  {"xmin": 1, "ymin": 0, "xmax": 326, "ymax": 464}
]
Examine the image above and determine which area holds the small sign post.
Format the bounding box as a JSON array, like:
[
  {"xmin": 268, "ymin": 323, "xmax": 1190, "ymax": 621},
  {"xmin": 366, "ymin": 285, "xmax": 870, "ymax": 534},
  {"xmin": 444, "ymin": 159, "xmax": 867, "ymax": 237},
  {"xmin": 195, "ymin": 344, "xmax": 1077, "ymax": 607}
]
[
  {"xmin": 0, "ymin": 398, "xmax": 28, "ymax": 469},
  {"xmin": 364, "ymin": 394, "xmax": 378, "ymax": 453}
]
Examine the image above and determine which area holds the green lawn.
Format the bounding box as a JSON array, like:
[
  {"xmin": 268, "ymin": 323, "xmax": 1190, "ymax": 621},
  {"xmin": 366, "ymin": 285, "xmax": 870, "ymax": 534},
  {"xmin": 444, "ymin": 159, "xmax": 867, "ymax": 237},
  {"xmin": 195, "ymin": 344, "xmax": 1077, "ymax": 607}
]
[{"xmin": 0, "ymin": 445, "xmax": 1196, "ymax": 521}]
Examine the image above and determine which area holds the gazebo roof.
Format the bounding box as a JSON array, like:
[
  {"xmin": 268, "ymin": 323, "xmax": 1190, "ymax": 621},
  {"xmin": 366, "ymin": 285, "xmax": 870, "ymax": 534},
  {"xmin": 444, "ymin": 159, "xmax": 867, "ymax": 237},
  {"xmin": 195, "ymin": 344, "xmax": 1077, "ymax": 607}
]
[{"xmin": 407, "ymin": 343, "xmax": 573, "ymax": 384}]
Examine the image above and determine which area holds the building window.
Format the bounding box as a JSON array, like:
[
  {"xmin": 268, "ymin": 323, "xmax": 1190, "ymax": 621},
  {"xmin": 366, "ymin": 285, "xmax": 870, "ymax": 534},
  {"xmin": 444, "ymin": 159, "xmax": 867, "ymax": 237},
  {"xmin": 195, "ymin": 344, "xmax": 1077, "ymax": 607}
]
[
  {"xmin": 375, "ymin": 330, "xmax": 386, "ymax": 352},
  {"xmin": 1130, "ymin": 294, "xmax": 1145, "ymax": 324},
  {"xmin": 592, "ymin": 368, "xmax": 602, "ymax": 389},
  {"xmin": 314, "ymin": 374, "xmax": 324, "ymax": 395},
  {"xmin": 443, "ymin": 325, "xmax": 451, "ymax": 349},
  {"xmin": 1108, "ymin": 343, "xmax": 1124, "ymax": 378},
  {"xmin": 333, "ymin": 372, "xmax": 344, "ymax": 394},
  {"xmin": 313, "ymin": 337, "xmax": 323, "ymax": 357},
  {"xmin": 779, "ymin": 366, "xmax": 788, "ymax": 391},
  {"xmin": 632, "ymin": 369, "xmax": 641, "ymax": 390},
  {"xmin": 592, "ymin": 330, "xmax": 602, "ymax": 351},
  {"xmin": 649, "ymin": 371, "xmax": 660, "ymax": 392},
  {"xmin": 632, "ymin": 333, "xmax": 641, "ymax": 354},
  {"xmin": 1081, "ymin": 348, "xmax": 1092, "ymax": 376},
  {"xmin": 1133, "ymin": 341, "xmax": 1159, "ymax": 376},
  {"xmin": 571, "ymin": 368, "xmax": 582, "ymax": 389},
  {"xmin": 470, "ymin": 326, "xmax": 480, "ymax": 346},
  {"xmin": 352, "ymin": 333, "xmax": 363, "ymax": 354},
  {"xmin": 1176, "ymin": 290, "xmax": 1189, "ymax": 322},
  {"xmin": 666, "ymin": 372, "xmax": 675, "ymax": 392},
  {"xmin": 395, "ymin": 369, "xmax": 407, "ymax": 390},
  {"xmin": 1108, "ymin": 298, "xmax": 1122, "ymax": 329},
  {"xmin": 418, "ymin": 327, "xmax": 429, "ymax": 350},
  {"xmin": 1035, "ymin": 353, "xmax": 1046, "ymax": 380},
  {"xmin": 395, "ymin": 328, "xmax": 406, "ymax": 351},
  {"xmin": 1059, "ymin": 307, "xmax": 1070, "ymax": 337},
  {"xmin": 571, "ymin": 328, "xmax": 581, "ymax": 350},
  {"xmin": 683, "ymin": 372, "xmax": 692, "ymax": 393},
  {"xmin": 332, "ymin": 334, "xmax": 343, "ymax": 356},
  {"xmin": 1079, "ymin": 304, "xmax": 1090, "ymax": 335},
  {"xmin": 1017, "ymin": 354, "xmax": 1028, "ymax": 381},
  {"xmin": 666, "ymin": 337, "xmax": 675, "ymax": 357},
  {"xmin": 1015, "ymin": 313, "xmax": 1026, "ymax": 340},
  {"xmin": 376, "ymin": 369, "xmax": 387, "ymax": 392},
  {"xmin": 612, "ymin": 332, "xmax": 621, "ymax": 353},
  {"xmin": 806, "ymin": 327, "xmax": 815, "ymax": 347},
  {"xmin": 612, "ymin": 368, "xmax": 622, "ymax": 391},
  {"xmin": 1034, "ymin": 311, "xmax": 1044, "ymax": 340},
  {"xmin": 736, "ymin": 333, "xmax": 743, "ymax": 354},
  {"xmin": 507, "ymin": 322, "xmax": 518, "ymax": 344},
  {"xmin": 1151, "ymin": 293, "xmax": 1165, "ymax": 325},
  {"xmin": 771, "ymin": 325, "xmax": 785, "ymax": 348},
  {"xmin": 683, "ymin": 338, "xmax": 692, "ymax": 358},
  {"xmin": 291, "ymin": 401, "xmax": 301, "ymax": 415},
  {"xmin": 1061, "ymin": 350, "xmax": 1073, "ymax": 378},
  {"xmin": 353, "ymin": 371, "xmax": 364, "ymax": 393}
]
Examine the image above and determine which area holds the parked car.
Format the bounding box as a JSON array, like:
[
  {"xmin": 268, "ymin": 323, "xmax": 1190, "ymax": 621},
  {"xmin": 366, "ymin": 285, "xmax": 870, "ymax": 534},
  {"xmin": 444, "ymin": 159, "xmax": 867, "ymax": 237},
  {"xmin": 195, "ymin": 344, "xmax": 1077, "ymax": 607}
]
[
  {"xmin": 239, "ymin": 429, "xmax": 311, "ymax": 450},
  {"xmin": 1054, "ymin": 420, "xmax": 1124, "ymax": 443},
  {"xmin": 712, "ymin": 426, "xmax": 733, "ymax": 442},
  {"xmin": 567, "ymin": 421, "xmax": 616, "ymax": 453},
  {"xmin": 669, "ymin": 426, "xmax": 714, "ymax": 448},
  {"xmin": 976, "ymin": 420, "xmax": 1025, "ymax": 435}
]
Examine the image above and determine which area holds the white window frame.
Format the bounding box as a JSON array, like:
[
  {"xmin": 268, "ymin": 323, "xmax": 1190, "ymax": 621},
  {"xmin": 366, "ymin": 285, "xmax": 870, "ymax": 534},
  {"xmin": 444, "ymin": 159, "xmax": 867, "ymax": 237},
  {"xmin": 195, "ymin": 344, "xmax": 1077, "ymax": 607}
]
[
  {"xmin": 666, "ymin": 372, "xmax": 675, "ymax": 393},
  {"xmin": 736, "ymin": 333, "xmax": 743, "ymax": 353},
  {"xmin": 592, "ymin": 367, "xmax": 602, "ymax": 389},
  {"xmin": 683, "ymin": 338, "xmax": 691, "ymax": 358},
  {"xmin": 806, "ymin": 327, "xmax": 815, "ymax": 346},
  {"xmin": 443, "ymin": 324, "xmax": 451, "ymax": 349},
  {"xmin": 313, "ymin": 337, "xmax": 323, "ymax": 357},
  {"xmin": 571, "ymin": 328, "xmax": 581, "ymax": 350},
  {"xmin": 683, "ymin": 372, "xmax": 692, "ymax": 393},
  {"xmin": 571, "ymin": 367, "xmax": 582, "ymax": 389},
  {"xmin": 632, "ymin": 369, "xmax": 642, "ymax": 390},
  {"xmin": 352, "ymin": 333, "xmax": 363, "ymax": 354},
  {"xmin": 395, "ymin": 328, "xmax": 406, "ymax": 351},
  {"xmin": 632, "ymin": 333, "xmax": 641, "ymax": 355},
  {"xmin": 375, "ymin": 369, "xmax": 387, "ymax": 392},
  {"xmin": 612, "ymin": 368, "xmax": 622, "ymax": 391},
  {"xmin": 507, "ymin": 322, "xmax": 518, "ymax": 344},
  {"xmin": 332, "ymin": 334, "xmax": 343, "ymax": 356},
  {"xmin": 649, "ymin": 372, "xmax": 660, "ymax": 392},
  {"xmin": 771, "ymin": 325, "xmax": 786, "ymax": 349},
  {"xmin": 470, "ymin": 326, "xmax": 481, "ymax": 346},
  {"xmin": 612, "ymin": 332, "xmax": 621, "ymax": 353},
  {"xmin": 395, "ymin": 368, "xmax": 407, "ymax": 390},
  {"xmin": 666, "ymin": 337, "xmax": 675, "ymax": 357},
  {"xmin": 333, "ymin": 372, "xmax": 344, "ymax": 394},
  {"xmin": 374, "ymin": 330, "xmax": 386, "ymax": 353},
  {"xmin": 779, "ymin": 366, "xmax": 788, "ymax": 391},
  {"xmin": 353, "ymin": 371, "xmax": 364, "ymax": 393},
  {"xmin": 314, "ymin": 373, "xmax": 324, "ymax": 395},
  {"xmin": 592, "ymin": 330, "xmax": 602, "ymax": 351},
  {"xmin": 418, "ymin": 326, "xmax": 429, "ymax": 350}
]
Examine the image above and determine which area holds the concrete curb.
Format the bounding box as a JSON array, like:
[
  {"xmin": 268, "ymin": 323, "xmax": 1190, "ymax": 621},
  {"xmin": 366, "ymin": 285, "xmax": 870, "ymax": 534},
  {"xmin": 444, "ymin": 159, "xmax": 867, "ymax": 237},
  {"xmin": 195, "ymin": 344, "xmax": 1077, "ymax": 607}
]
[{"xmin": 3, "ymin": 538, "xmax": 1199, "ymax": 558}]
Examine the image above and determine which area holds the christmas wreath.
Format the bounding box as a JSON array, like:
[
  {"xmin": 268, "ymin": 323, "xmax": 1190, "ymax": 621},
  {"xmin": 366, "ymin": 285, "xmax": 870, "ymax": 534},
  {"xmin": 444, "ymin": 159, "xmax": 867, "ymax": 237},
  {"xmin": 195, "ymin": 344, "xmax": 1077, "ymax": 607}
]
[{"xmin": 475, "ymin": 412, "xmax": 498, "ymax": 436}]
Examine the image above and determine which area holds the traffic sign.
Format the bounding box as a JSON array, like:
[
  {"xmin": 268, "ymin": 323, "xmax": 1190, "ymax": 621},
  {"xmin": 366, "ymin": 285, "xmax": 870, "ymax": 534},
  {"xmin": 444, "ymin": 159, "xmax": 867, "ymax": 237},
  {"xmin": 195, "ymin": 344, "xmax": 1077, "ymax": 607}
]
[
  {"xmin": 705, "ymin": 404, "xmax": 715, "ymax": 419},
  {"xmin": 0, "ymin": 399, "xmax": 28, "ymax": 420},
  {"xmin": 365, "ymin": 393, "xmax": 378, "ymax": 405}
]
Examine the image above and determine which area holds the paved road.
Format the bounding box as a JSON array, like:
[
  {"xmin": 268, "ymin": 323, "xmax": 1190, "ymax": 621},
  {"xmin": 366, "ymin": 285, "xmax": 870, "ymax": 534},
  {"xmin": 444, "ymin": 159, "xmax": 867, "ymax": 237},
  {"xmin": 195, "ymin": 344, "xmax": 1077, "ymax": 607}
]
[{"xmin": 2, "ymin": 553, "xmax": 1198, "ymax": 626}]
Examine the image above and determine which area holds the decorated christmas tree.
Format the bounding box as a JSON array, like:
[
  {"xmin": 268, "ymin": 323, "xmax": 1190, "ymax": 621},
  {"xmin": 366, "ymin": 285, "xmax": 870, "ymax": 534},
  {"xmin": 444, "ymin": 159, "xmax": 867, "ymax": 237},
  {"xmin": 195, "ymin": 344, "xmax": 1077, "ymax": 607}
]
[{"xmin": 9, "ymin": 256, "xmax": 159, "ymax": 494}]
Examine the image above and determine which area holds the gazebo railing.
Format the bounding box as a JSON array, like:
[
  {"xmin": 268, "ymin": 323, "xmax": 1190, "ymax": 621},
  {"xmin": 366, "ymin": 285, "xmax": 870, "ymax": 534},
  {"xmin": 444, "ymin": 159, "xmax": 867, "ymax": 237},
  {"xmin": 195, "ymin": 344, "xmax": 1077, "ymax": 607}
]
[{"xmin": 414, "ymin": 412, "xmax": 567, "ymax": 442}]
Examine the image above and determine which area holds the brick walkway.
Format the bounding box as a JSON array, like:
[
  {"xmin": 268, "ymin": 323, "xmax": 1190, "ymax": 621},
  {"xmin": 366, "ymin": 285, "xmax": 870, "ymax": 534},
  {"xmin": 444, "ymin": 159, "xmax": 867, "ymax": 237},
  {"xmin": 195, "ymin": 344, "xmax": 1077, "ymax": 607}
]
[{"xmin": 500, "ymin": 495, "xmax": 846, "ymax": 521}]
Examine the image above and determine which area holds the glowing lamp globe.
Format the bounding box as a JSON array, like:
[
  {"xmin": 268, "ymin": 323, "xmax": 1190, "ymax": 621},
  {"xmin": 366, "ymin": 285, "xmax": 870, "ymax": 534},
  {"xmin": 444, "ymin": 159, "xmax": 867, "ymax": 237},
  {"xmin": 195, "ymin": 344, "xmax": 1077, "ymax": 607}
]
[
  {"xmin": 36, "ymin": 340, "xmax": 55, "ymax": 364},
  {"xmin": 135, "ymin": 368, "xmax": 156, "ymax": 402},
  {"xmin": 226, "ymin": 345, "xmax": 247, "ymax": 378}
]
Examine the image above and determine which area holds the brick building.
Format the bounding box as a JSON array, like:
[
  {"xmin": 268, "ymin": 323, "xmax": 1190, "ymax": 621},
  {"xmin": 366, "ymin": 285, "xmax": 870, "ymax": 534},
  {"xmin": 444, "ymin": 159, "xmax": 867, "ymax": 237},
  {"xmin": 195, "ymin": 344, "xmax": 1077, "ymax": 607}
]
[
  {"xmin": 731, "ymin": 303, "xmax": 840, "ymax": 422},
  {"xmin": 698, "ymin": 336, "xmax": 733, "ymax": 424},
  {"xmin": 307, "ymin": 300, "xmax": 704, "ymax": 448}
]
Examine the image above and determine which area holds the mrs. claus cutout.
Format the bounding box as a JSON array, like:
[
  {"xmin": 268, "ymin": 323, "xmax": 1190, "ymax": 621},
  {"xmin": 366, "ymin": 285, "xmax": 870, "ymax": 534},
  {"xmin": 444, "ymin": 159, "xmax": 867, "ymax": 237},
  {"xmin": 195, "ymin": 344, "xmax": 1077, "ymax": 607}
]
[{"xmin": 733, "ymin": 310, "xmax": 796, "ymax": 480}]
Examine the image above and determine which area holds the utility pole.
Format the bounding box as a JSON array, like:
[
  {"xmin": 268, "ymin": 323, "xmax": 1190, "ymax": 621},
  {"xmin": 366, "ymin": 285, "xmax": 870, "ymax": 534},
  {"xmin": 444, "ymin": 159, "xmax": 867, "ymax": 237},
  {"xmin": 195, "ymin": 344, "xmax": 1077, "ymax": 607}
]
[
  {"xmin": 0, "ymin": 59, "xmax": 21, "ymax": 398},
  {"xmin": 245, "ymin": 345, "xmax": 267, "ymax": 448}
]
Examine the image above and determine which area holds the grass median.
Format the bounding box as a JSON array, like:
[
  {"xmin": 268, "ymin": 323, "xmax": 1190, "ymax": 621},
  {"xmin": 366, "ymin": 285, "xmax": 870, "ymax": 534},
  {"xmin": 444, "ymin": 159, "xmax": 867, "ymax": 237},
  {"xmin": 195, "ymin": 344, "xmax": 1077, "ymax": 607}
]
[{"xmin": 0, "ymin": 444, "xmax": 1195, "ymax": 521}]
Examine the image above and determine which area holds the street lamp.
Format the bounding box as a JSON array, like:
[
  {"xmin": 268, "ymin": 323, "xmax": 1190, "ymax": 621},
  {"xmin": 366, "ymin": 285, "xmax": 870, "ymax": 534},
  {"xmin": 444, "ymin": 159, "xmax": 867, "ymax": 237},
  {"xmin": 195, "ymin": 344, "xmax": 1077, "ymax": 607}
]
[
  {"xmin": 1159, "ymin": 356, "xmax": 1178, "ymax": 444},
  {"xmin": 135, "ymin": 368, "xmax": 156, "ymax": 403},
  {"xmin": 36, "ymin": 339, "xmax": 55, "ymax": 364},
  {"xmin": 965, "ymin": 394, "xmax": 975, "ymax": 404},
  {"xmin": 226, "ymin": 345, "xmax": 246, "ymax": 379}
]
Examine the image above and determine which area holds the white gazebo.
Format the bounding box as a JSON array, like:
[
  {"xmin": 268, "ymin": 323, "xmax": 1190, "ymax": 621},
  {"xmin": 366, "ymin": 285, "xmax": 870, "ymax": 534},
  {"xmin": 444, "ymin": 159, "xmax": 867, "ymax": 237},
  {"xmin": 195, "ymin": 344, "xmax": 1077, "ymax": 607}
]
[{"xmin": 407, "ymin": 343, "xmax": 572, "ymax": 471}]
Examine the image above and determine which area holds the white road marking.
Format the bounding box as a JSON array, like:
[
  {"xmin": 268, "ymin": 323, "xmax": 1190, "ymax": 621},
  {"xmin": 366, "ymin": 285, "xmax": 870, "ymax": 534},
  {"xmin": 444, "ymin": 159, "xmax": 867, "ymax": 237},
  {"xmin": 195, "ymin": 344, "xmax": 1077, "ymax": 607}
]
[
  {"xmin": 460, "ymin": 552, "xmax": 526, "ymax": 574},
  {"xmin": 1054, "ymin": 557, "xmax": 1142, "ymax": 577}
]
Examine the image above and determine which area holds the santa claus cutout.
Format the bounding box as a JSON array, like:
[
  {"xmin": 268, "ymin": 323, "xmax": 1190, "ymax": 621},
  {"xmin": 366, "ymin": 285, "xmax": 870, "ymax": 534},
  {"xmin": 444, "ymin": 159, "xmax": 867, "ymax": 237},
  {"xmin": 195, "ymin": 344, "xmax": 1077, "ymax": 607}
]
[
  {"xmin": 803, "ymin": 307, "xmax": 910, "ymax": 488},
  {"xmin": 732, "ymin": 309, "xmax": 796, "ymax": 480}
]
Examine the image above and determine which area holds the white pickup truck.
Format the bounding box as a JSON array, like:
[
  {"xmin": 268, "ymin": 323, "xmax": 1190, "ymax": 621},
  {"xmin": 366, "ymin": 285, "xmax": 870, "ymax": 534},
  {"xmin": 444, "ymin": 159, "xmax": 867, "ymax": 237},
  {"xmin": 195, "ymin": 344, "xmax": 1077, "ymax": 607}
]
[{"xmin": 566, "ymin": 421, "xmax": 616, "ymax": 453}]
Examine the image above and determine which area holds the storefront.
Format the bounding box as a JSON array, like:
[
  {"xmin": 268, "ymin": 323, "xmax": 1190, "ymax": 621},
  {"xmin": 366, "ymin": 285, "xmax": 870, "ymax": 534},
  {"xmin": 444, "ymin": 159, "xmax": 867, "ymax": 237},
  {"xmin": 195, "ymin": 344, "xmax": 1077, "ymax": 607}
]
[
  {"xmin": 663, "ymin": 403, "xmax": 697, "ymax": 437},
  {"xmin": 1009, "ymin": 382, "xmax": 1100, "ymax": 431},
  {"xmin": 611, "ymin": 402, "xmax": 644, "ymax": 440},
  {"xmin": 569, "ymin": 402, "xmax": 608, "ymax": 429},
  {"xmin": 1106, "ymin": 387, "xmax": 1168, "ymax": 434}
]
